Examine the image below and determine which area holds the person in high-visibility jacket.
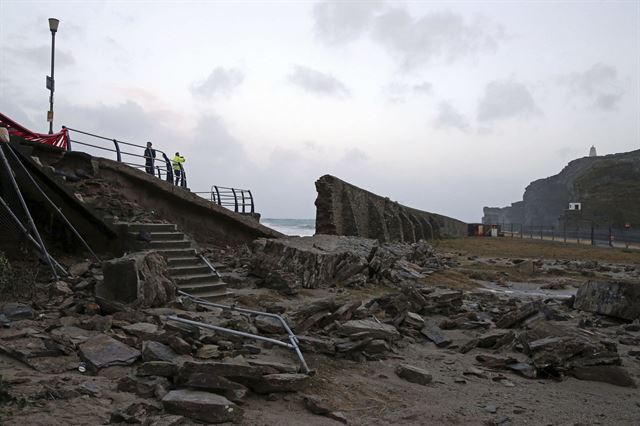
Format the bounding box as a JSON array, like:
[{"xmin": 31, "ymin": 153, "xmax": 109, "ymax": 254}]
[{"xmin": 172, "ymin": 152, "xmax": 185, "ymax": 185}]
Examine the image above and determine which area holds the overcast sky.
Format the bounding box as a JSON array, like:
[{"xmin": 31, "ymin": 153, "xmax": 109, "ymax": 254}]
[{"xmin": 1, "ymin": 1, "xmax": 638, "ymax": 222}]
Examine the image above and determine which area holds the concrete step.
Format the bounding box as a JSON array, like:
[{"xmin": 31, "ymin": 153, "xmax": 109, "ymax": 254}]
[
  {"xmin": 157, "ymin": 248, "xmax": 197, "ymax": 258},
  {"xmin": 167, "ymin": 257, "xmax": 202, "ymax": 267},
  {"xmin": 170, "ymin": 265, "xmax": 211, "ymax": 276},
  {"xmin": 120, "ymin": 222, "xmax": 177, "ymax": 232},
  {"xmin": 149, "ymin": 240, "xmax": 192, "ymax": 249},
  {"xmin": 129, "ymin": 231, "xmax": 185, "ymax": 241},
  {"xmin": 174, "ymin": 273, "xmax": 221, "ymax": 285},
  {"xmin": 177, "ymin": 281, "xmax": 228, "ymax": 294}
]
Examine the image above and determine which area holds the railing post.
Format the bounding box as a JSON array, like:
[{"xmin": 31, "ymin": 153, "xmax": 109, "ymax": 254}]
[
  {"xmin": 214, "ymin": 186, "xmax": 221, "ymax": 206},
  {"xmin": 113, "ymin": 139, "xmax": 122, "ymax": 162},
  {"xmin": 162, "ymin": 153, "xmax": 173, "ymax": 183},
  {"xmin": 231, "ymin": 188, "xmax": 238, "ymax": 212},
  {"xmin": 247, "ymin": 190, "xmax": 254, "ymax": 214},
  {"xmin": 241, "ymin": 190, "xmax": 246, "ymax": 213},
  {"xmin": 62, "ymin": 126, "xmax": 72, "ymax": 151}
]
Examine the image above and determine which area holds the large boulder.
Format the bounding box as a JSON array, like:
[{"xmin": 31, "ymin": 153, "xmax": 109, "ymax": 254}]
[
  {"xmin": 574, "ymin": 280, "xmax": 640, "ymax": 321},
  {"xmin": 97, "ymin": 251, "xmax": 177, "ymax": 309}
]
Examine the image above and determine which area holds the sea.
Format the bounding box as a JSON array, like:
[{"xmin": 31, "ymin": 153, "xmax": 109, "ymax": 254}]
[{"xmin": 261, "ymin": 218, "xmax": 315, "ymax": 236}]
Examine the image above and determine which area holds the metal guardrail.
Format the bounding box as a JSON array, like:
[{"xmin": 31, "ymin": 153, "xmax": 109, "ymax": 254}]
[
  {"xmin": 62, "ymin": 127, "xmax": 187, "ymax": 188},
  {"xmin": 491, "ymin": 222, "xmax": 640, "ymax": 249},
  {"xmin": 194, "ymin": 186, "xmax": 254, "ymax": 214}
]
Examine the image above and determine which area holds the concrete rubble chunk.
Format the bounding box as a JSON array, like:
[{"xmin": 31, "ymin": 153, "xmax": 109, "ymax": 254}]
[
  {"xmin": 338, "ymin": 319, "xmax": 400, "ymax": 341},
  {"xmin": 142, "ymin": 341, "xmax": 178, "ymax": 363},
  {"xmin": 79, "ymin": 334, "xmax": 141, "ymax": 370},
  {"xmin": 574, "ymin": 280, "xmax": 640, "ymax": 321},
  {"xmin": 395, "ymin": 364, "xmax": 433, "ymax": 386},
  {"xmin": 248, "ymin": 373, "xmax": 310, "ymax": 394},
  {"xmin": 162, "ymin": 389, "xmax": 243, "ymax": 424},
  {"xmin": 98, "ymin": 251, "xmax": 177, "ymax": 309}
]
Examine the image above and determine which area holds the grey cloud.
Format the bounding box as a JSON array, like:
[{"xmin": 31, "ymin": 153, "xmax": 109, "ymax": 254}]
[
  {"xmin": 190, "ymin": 67, "xmax": 245, "ymax": 99},
  {"xmin": 383, "ymin": 81, "xmax": 433, "ymax": 103},
  {"xmin": 313, "ymin": 1, "xmax": 386, "ymax": 45},
  {"xmin": 433, "ymin": 101, "xmax": 469, "ymax": 131},
  {"xmin": 372, "ymin": 9, "xmax": 504, "ymax": 69},
  {"xmin": 558, "ymin": 63, "xmax": 624, "ymax": 111},
  {"xmin": 288, "ymin": 65, "xmax": 350, "ymax": 98},
  {"xmin": 477, "ymin": 80, "xmax": 541, "ymax": 121},
  {"xmin": 5, "ymin": 45, "xmax": 75, "ymax": 69},
  {"xmin": 342, "ymin": 147, "xmax": 369, "ymax": 163}
]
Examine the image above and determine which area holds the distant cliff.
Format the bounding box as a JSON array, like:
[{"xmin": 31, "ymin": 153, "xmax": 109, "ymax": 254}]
[
  {"xmin": 315, "ymin": 175, "xmax": 466, "ymax": 241},
  {"xmin": 483, "ymin": 149, "xmax": 640, "ymax": 227}
]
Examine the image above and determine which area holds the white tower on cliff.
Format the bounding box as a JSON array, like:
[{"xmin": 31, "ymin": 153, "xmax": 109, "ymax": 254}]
[{"xmin": 589, "ymin": 146, "xmax": 597, "ymax": 157}]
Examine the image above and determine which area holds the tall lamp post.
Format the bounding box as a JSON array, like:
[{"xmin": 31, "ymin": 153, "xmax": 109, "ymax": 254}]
[{"xmin": 47, "ymin": 18, "xmax": 59, "ymax": 134}]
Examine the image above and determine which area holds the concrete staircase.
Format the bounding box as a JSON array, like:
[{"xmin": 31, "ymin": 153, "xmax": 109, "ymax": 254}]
[{"xmin": 119, "ymin": 222, "xmax": 233, "ymax": 301}]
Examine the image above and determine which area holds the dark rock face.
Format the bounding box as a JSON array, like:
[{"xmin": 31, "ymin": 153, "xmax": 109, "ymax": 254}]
[
  {"xmin": 483, "ymin": 149, "xmax": 640, "ymax": 227},
  {"xmin": 574, "ymin": 280, "xmax": 640, "ymax": 321},
  {"xmin": 315, "ymin": 174, "xmax": 466, "ymax": 241}
]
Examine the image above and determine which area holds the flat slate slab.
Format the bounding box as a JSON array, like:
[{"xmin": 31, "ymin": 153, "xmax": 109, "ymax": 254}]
[
  {"xmin": 79, "ymin": 334, "xmax": 141, "ymax": 370},
  {"xmin": 162, "ymin": 389, "xmax": 243, "ymax": 423}
]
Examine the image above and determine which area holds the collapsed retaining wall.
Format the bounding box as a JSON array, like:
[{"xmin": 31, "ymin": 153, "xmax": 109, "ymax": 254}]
[{"xmin": 315, "ymin": 175, "xmax": 466, "ymax": 241}]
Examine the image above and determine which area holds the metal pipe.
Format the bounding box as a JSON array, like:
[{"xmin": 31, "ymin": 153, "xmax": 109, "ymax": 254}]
[
  {"xmin": 6, "ymin": 144, "xmax": 100, "ymax": 262},
  {"xmin": 0, "ymin": 144, "xmax": 58, "ymax": 279},
  {"xmin": 166, "ymin": 315, "xmax": 293, "ymax": 348}
]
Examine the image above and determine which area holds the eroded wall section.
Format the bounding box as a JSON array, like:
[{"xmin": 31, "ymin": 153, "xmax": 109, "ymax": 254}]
[{"xmin": 315, "ymin": 175, "xmax": 466, "ymax": 241}]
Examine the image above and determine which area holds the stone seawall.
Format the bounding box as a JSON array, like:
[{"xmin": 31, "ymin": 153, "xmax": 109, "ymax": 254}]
[{"xmin": 314, "ymin": 175, "xmax": 466, "ymax": 241}]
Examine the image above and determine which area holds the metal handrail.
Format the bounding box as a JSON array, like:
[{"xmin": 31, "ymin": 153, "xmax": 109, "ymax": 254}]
[
  {"xmin": 62, "ymin": 126, "xmax": 186, "ymax": 186},
  {"xmin": 193, "ymin": 185, "xmax": 254, "ymax": 214}
]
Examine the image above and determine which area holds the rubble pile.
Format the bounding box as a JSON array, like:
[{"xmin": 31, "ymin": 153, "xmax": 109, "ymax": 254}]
[
  {"xmin": 0, "ymin": 259, "xmax": 313, "ymax": 425},
  {"xmin": 287, "ymin": 280, "xmax": 638, "ymax": 388},
  {"xmin": 250, "ymin": 235, "xmax": 451, "ymax": 294}
]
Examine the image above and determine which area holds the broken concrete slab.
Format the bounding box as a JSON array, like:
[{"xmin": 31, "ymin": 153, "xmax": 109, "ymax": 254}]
[
  {"xmin": 162, "ymin": 389, "xmax": 243, "ymax": 424},
  {"xmin": 79, "ymin": 334, "xmax": 141, "ymax": 370},
  {"xmin": 98, "ymin": 251, "xmax": 177, "ymax": 309},
  {"xmin": 574, "ymin": 280, "xmax": 640, "ymax": 321},
  {"xmin": 395, "ymin": 364, "xmax": 433, "ymax": 386}
]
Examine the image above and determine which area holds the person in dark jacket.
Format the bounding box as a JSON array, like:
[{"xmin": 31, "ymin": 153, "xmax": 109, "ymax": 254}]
[{"xmin": 144, "ymin": 141, "xmax": 156, "ymax": 175}]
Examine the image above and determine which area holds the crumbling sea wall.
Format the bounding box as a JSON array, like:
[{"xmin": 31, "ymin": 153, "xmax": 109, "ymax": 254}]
[{"xmin": 315, "ymin": 175, "xmax": 466, "ymax": 241}]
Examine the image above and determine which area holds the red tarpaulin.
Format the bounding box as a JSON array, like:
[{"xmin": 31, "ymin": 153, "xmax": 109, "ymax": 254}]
[{"xmin": 0, "ymin": 112, "xmax": 68, "ymax": 149}]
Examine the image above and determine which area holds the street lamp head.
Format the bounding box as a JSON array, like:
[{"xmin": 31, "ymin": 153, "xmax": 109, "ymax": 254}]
[{"xmin": 48, "ymin": 18, "xmax": 60, "ymax": 33}]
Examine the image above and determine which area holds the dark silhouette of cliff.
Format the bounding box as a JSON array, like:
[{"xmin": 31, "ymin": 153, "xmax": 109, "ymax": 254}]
[{"xmin": 483, "ymin": 149, "xmax": 640, "ymax": 227}]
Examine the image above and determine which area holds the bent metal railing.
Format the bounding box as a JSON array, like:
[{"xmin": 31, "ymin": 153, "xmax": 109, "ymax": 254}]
[
  {"xmin": 194, "ymin": 185, "xmax": 254, "ymax": 214},
  {"xmin": 62, "ymin": 126, "xmax": 187, "ymax": 188}
]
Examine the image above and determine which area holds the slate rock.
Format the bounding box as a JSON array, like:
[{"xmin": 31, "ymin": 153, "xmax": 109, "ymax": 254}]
[
  {"xmin": 395, "ymin": 364, "xmax": 432, "ymax": 386},
  {"xmin": 338, "ymin": 320, "xmax": 400, "ymax": 341},
  {"xmin": 574, "ymin": 280, "xmax": 640, "ymax": 321},
  {"xmin": 0, "ymin": 303, "xmax": 34, "ymax": 320},
  {"xmin": 571, "ymin": 366, "xmax": 636, "ymax": 388},
  {"xmin": 79, "ymin": 334, "xmax": 140, "ymax": 370},
  {"xmin": 248, "ymin": 373, "xmax": 310, "ymax": 394},
  {"xmin": 420, "ymin": 322, "xmax": 451, "ymax": 347},
  {"xmin": 254, "ymin": 315, "xmax": 283, "ymax": 334},
  {"xmin": 142, "ymin": 341, "xmax": 178, "ymax": 363},
  {"xmin": 162, "ymin": 389, "xmax": 243, "ymax": 423},
  {"xmin": 137, "ymin": 361, "xmax": 178, "ymax": 377}
]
